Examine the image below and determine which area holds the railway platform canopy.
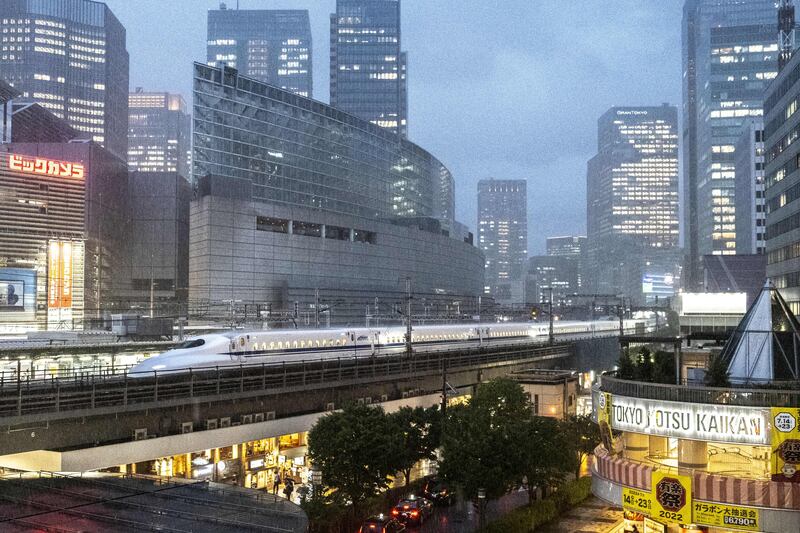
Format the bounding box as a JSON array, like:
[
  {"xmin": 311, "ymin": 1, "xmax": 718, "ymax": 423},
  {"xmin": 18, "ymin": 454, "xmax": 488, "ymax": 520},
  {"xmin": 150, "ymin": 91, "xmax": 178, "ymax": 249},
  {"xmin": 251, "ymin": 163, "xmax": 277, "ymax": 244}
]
[{"xmin": 0, "ymin": 471, "xmax": 308, "ymax": 532}]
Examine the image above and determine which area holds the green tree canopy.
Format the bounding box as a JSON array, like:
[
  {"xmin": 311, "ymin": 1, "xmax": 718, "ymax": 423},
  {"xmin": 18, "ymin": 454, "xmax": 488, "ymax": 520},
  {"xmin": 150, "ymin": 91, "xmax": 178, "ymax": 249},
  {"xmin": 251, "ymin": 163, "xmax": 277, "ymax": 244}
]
[
  {"xmin": 387, "ymin": 406, "xmax": 441, "ymax": 485},
  {"xmin": 518, "ymin": 416, "xmax": 573, "ymax": 502},
  {"xmin": 439, "ymin": 378, "xmax": 532, "ymax": 501},
  {"xmin": 561, "ymin": 414, "xmax": 601, "ymax": 479},
  {"xmin": 308, "ymin": 404, "xmax": 403, "ymax": 508}
]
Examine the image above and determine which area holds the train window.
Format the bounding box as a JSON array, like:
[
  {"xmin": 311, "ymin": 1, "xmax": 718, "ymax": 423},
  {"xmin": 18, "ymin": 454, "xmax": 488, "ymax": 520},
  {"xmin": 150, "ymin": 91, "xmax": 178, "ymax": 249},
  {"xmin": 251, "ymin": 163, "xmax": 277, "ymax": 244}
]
[
  {"xmin": 277, "ymin": 342, "xmax": 283, "ymax": 349},
  {"xmin": 315, "ymin": 340, "xmax": 320, "ymax": 347},
  {"xmin": 269, "ymin": 342, "xmax": 275, "ymax": 350},
  {"xmin": 293, "ymin": 341, "xmax": 298, "ymax": 349},
  {"xmin": 300, "ymin": 341, "xmax": 305, "ymax": 348},
  {"xmin": 308, "ymin": 339, "xmax": 313, "ymax": 346},
  {"xmin": 175, "ymin": 339, "xmax": 205, "ymax": 349}
]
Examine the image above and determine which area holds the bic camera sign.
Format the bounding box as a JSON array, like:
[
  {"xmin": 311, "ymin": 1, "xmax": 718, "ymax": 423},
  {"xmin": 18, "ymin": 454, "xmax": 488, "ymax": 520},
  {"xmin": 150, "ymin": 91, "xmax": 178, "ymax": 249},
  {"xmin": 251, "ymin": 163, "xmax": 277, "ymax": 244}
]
[{"xmin": 610, "ymin": 396, "xmax": 769, "ymax": 446}]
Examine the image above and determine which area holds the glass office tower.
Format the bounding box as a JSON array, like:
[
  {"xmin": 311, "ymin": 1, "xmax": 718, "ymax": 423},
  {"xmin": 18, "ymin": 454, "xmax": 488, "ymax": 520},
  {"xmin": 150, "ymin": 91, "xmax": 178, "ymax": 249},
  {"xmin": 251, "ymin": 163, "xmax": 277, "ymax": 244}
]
[
  {"xmin": 330, "ymin": 0, "xmax": 407, "ymax": 136},
  {"xmin": 0, "ymin": 0, "xmax": 129, "ymax": 160},
  {"xmin": 477, "ymin": 179, "xmax": 528, "ymax": 305},
  {"xmin": 586, "ymin": 105, "xmax": 680, "ymax": 303},
  {"xmin": 682, "ymin": 0, "xmax": 778, "ymax": 286},
  {"xmin": 207, "ymin": 7, "xmax": 312, "ymax": 98},
  {"xmin": 128, "ymin": 90, "xmax": 191, "ymax": 178}
]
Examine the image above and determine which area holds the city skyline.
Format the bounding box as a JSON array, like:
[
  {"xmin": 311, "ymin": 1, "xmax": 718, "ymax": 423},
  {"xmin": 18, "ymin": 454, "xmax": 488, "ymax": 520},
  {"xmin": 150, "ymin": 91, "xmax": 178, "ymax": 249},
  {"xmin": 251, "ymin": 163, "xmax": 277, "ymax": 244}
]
[{"xmin": 100, "ymin": 0, "xmax": 683, "ymax": 254}]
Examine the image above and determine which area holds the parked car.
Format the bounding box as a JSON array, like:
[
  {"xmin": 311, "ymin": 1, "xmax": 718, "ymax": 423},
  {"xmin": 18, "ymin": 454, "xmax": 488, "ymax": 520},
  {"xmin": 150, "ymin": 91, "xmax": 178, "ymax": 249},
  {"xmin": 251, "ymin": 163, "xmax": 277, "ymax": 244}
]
[
  {"xmin": 359, "ymin": 514, "xmax": 405, "ymax": 533},
  {"xmin": 390, "ymin": 495, "xmax": 433, "ymax": 525},
  {"xmin": 422, "ymin": 478, "xmax": 453, "ymax": 506}
]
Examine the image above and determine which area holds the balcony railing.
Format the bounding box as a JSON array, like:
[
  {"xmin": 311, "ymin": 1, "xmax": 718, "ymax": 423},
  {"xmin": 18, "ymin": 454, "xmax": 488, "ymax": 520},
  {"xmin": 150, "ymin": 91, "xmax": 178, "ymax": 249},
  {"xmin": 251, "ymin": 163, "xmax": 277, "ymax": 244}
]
[{"xmin": 599, "ymin": 375, "xmax": 800, "ymax": 407}]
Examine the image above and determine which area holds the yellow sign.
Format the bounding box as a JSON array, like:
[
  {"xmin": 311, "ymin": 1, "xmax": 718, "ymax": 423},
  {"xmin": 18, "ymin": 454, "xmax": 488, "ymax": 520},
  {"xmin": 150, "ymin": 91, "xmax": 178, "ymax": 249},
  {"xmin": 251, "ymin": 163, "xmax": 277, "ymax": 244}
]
[
  {"xmin": 622, "ymin": 486, "xmax": 652, "ymax": 515},
  {"xmin": 597, "ymin": 392, "xmax": 614, "ymax": 452},
  {"xmin": 650, "ymin": 471, "xmax": 691, "ymax": 525},
  {"xmin": 771, "ymin": 407, "xmax": 800, "ymax": 482},
  {"xmin": 692, "ymin": 501, "xmax": 760, "ymax": 531}
]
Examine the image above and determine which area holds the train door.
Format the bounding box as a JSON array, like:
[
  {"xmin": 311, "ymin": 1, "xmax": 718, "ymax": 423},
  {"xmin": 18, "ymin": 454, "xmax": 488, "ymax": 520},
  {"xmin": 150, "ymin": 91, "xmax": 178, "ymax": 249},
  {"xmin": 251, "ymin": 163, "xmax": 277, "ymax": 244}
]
[{"xmin": 370, "ymin": 332, "xmax": 378, "ymax": 356}]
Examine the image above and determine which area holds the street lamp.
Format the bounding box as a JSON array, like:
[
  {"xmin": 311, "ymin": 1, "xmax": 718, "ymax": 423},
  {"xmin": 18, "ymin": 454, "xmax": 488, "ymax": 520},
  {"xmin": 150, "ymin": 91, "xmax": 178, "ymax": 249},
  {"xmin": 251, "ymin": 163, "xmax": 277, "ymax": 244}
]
[{"xmin": 477, "ymin": 487, "xmax": 486, "ymax": 529}]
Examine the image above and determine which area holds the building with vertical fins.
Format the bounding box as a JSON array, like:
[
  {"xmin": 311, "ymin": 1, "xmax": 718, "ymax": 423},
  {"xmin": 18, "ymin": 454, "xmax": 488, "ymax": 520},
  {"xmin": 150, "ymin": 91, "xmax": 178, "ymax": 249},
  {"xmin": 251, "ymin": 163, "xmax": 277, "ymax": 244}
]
[
  {"xmin": 586, "ymin": 105, "xmax": 680, "ymax": 304},
  {"xmin": 734, "ymin": 118, "xmax": 766, "ymax": 255},
  {"xmin": 330, "ymin": 0, "xmax": 407, "ymax": 136},
  {"xmin": 764, "ymin": 33, "xmax": 800, "ymax": 315},
  {"xmin": 0, "ymin": 0, "xmax": 129, "ymax": 160},
  {"xmin": 128, "ymin": 90, "xmax": 191, "ymax": 178},
  {"xmin": 682, "ymin": 0, "xmax": 780, "ymax": 287},
  {"xmin": 207, "ymin": 5, "xmax": 312, "ymax": 98},
  {"xmin": 478, "ymin": 179, "xmax": 528, "ymax": 305},
  {"xmin": 546, "ymin": 235, "xmax": 586, "ymax": 289}
]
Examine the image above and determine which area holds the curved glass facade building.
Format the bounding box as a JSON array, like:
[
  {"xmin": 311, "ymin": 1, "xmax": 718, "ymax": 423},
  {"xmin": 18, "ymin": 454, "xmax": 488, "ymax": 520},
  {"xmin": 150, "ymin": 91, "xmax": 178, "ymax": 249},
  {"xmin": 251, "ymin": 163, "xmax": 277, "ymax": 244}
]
[{"xmin": 190, "ymin": 63, "xmax": 481, "ymax": 323}]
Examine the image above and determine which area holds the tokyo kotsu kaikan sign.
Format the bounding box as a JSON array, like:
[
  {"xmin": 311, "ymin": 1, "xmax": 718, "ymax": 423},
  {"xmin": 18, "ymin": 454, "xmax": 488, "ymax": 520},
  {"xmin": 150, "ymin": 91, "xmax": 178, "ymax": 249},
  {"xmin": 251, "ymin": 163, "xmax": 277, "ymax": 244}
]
[{"xmin": 610, "ymin": 396, "xmax": 769, "ymax": 445}]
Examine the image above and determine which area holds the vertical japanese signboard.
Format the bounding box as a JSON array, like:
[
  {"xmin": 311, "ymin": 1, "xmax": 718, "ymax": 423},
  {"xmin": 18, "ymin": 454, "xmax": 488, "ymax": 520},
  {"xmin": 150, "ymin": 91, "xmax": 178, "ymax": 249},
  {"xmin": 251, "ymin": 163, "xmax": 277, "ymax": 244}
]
[
  {"xmin": 48, "ymin": 241, "xmax": 73, "ymax": 309},
  {"xmin": 771, "ymin": 408, "xmax": 800, "ymax": 482}
]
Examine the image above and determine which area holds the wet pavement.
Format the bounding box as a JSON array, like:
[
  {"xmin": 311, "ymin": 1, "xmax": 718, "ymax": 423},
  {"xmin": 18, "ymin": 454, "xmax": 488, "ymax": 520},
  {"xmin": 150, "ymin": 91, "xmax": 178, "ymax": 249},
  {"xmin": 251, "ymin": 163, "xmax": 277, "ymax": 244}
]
[
  {"xmin": 417, "ymin": 489, "xmax": 529, "ymax": 533},
  {"xmin": 410, "ymin": 492, "xmax": 621, "ymax": 533}
]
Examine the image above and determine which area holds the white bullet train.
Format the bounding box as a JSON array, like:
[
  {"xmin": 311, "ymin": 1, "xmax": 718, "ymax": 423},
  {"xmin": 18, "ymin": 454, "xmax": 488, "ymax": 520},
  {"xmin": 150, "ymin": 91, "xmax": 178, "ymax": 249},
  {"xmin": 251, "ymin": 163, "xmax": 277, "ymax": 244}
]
[{"xmin": 129, "ymin": 318, "xmax": 653, "ymax": 375}]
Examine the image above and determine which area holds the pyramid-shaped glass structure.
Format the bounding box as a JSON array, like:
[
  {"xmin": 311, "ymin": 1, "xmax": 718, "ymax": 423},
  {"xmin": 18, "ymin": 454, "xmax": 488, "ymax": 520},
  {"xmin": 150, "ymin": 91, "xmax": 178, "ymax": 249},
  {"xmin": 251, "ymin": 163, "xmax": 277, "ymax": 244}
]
[{"xmin": 721, "ymin": 280, "xmax": 800, "ymax": 384}]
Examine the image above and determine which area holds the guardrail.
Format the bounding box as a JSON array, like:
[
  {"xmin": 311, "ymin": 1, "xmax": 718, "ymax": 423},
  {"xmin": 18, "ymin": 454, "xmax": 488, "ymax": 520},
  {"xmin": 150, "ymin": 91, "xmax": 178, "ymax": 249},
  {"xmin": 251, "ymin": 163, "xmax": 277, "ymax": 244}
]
[
  {"xmin": 0, "ymin": 344, "xmax": 572, "ymax": 422},
  {"xmin": 599, "ymin": 375, "xmax": 800, "ymax": 407}
]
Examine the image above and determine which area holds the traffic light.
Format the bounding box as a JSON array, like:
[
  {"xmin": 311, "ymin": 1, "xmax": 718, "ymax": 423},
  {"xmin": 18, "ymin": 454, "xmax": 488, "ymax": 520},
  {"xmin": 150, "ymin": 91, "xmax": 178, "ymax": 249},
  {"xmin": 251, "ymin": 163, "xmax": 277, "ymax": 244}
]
[{"xmin": 531, "ymin": 307, "xmax": 539, "ymax": 320}]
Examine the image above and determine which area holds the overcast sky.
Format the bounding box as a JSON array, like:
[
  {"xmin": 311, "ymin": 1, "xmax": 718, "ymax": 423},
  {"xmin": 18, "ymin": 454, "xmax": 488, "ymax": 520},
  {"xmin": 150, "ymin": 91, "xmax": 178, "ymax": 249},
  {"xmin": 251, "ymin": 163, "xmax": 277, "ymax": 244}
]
[{"xmin": 105, "ymin": 0, "xmax": 683, "ymax": 254}]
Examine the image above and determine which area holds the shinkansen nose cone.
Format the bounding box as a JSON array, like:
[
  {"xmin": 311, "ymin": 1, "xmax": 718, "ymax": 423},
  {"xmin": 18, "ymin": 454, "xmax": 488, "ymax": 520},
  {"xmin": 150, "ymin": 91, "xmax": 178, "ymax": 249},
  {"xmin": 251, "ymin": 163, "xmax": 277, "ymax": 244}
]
[{"xmin": 128, "ymin": 334, "xmax": 232, "ymax": 375}]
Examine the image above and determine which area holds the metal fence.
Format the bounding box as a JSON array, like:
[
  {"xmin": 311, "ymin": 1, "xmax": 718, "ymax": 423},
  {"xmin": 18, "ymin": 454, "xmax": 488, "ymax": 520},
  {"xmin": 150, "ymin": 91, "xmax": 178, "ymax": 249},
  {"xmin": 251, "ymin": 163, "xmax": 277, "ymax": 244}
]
[
  {"xmin": 0, "ymin": 344, "xmax": 571, "ymax": 422},
  {"xmin": 600, "ymin": 375, "xmax": 800, "ymax": 407}
]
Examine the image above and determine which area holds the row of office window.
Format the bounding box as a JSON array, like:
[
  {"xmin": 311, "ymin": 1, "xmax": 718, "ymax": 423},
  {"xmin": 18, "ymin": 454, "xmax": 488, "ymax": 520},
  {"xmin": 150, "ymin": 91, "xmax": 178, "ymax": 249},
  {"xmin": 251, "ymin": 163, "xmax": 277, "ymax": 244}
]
[{"xmin": 256, "ymin": 216, "xmax": 377, "ymax": 244}]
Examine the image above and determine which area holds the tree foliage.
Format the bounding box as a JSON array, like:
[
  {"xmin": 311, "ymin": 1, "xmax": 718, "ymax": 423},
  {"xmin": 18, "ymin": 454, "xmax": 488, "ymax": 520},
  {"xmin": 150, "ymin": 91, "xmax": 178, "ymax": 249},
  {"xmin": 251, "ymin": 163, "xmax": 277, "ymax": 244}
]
[
  {"xmin": 704, "ymin": 351, "xmax": 731, "ymax": 388},
  {"xmin": 387, "ymin": 406, "xmax": 441, "ymax": 485},
  {"xmin": 561, "ymin": 415, "xmax": 601, "ymax": 479},
  {"xmin": 518, "ymin": 416, "xmax": 573, "ymax": 502},
  {"xmin": 616, "ymin": 350, "xmax": 636, "ymax": 379},
  {"xmin": 439, "ymin": 378, "xmax": 532, "ymax": 501},
  {"xmin": 308, "ymin": 404, "xmax": 404, "ymax": 508}
]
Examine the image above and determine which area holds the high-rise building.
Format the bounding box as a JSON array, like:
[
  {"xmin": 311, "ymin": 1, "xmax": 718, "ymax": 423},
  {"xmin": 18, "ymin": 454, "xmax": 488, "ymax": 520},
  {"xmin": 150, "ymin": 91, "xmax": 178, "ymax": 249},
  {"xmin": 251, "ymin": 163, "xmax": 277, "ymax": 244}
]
[
  {"xmin": 682, "ymin": 0, "xmax": 779, "ymax": 286},
  {"xmin": 764, "ymin": 46, "xmax": 800, "ymax": 315},
  {"xmin": 525, "ymin": 256, "xmax": 578, "ymax": 307},
  {"xmin": 207, "ymin": 6, "xmax": 312, "ymax": 98},
  {"xmin": 330, "ymin": 0, "xmax": 407, "ymax": 136},
  {"xmin": 546, "ymin": 236, "xmax": 587, "ymax": 258},
  {"xmin": 478, "ymin": 179, "xmax": 528, "ymax": 305},
  {"xmin": 734, "ymin": 119, "xmax": 766, "ymax": 255},
  {"xmin": 546, "ymin": 235, "xmax": 586, "ymax": 289},
  {"xmin": 0, "ymin": 0, "xmax": 129, "ymax": 160},
  {"xmin": 586, "ymin": 105, "xmax": 680, "ymax": 303},
  {"xmin": 128, "ymin": 90, "xmax": 191, "ymax": 178}
]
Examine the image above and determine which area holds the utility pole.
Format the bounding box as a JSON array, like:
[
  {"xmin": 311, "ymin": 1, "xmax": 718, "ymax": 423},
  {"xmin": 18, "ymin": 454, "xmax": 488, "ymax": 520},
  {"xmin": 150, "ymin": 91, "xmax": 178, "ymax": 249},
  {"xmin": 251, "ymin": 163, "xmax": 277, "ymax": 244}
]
[
  {"xmin": 315, "ymin": 288, "xmax": 320, "ymax": 329},
  {"xmin": 405, "ymin": 277, "xmax": 412, "ymax": 358},
  {"xmin": 618, "ymin": 297, "xmax": 625, "ymax": 337},
  {"xmin": 149, "ymin": 254, "xmax": 155, "ymax": 318},
  {"xmin": 547, "ymin": 287, "xmax": 554, "ymax": 345}
]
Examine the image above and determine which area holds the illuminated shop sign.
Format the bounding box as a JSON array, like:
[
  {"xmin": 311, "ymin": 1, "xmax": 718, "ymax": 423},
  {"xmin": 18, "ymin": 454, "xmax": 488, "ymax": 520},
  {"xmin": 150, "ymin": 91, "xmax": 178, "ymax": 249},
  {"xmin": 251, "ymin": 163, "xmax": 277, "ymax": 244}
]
[
  {"xmin": 610, "ymin": 395, "xmax": 769, "ymax": 445},
  {"xmin": 48, "ymin": 241, "xmax": 73, "ymax": 309},
  {"xmin": 8, "ymin": 154, "xmax": 85, "ymax": 179}
]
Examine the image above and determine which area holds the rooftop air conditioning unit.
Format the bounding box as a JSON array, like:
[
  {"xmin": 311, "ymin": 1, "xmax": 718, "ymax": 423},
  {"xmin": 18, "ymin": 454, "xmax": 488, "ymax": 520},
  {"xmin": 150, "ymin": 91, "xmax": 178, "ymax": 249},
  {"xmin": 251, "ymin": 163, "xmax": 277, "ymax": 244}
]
[
  {"xmin": 219, "ymin": 417, "xmax": 231, "ymax": 428},
  {"xmin": 265, "ymin": 410, "xmax": 276, "ymax": 420},
  {"xmin": 380, "ymin": 394, "xmax": 388, "ymax": 402},
  {"xmin": 401, "ymin": 391, "xmax": 409, "ymax": 399},
  {"xmin": 134, "ymin": 428, "xmax": 148, "ymax": 441},
  {"xmin": 364, "ymin": 397, "xmax": 372, "ymax": 405},
  {"xmin": 254, "ymin": 412, "xmax": 264, "ymax": 423},
  {"xmin": 325, "ymin": 402, "xmax": 335, "ymax": 412},
  {"xmin": 240, "ymin": 414, "xmax": 252, "ymax": 425},
  {"xmin": 206, "ymin": 419, "xmax": 218, "ymax": 430},
  {"xmin": 181, "ymin": 422, "xmax": 194, "ymax": 434},
  {"xmin": 357, "ymin": 398, "xmax": 365, "ymax": 405}
]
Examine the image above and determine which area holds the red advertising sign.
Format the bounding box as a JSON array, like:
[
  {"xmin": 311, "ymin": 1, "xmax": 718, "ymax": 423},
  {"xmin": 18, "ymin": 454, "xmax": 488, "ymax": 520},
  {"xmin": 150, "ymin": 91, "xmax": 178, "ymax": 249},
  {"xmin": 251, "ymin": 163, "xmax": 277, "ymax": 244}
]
[{"xmin": 8, "ymin": 154, "xmax": 84, "ymax": 179}]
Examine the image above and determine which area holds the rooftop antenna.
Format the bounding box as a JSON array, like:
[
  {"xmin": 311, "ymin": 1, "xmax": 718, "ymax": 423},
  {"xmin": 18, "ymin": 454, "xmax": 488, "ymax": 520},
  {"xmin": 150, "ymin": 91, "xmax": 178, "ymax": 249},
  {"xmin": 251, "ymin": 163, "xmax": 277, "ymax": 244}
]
[{"xmin": 779, "ymin": 0, "xmax": 795, "ymax": 70}]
